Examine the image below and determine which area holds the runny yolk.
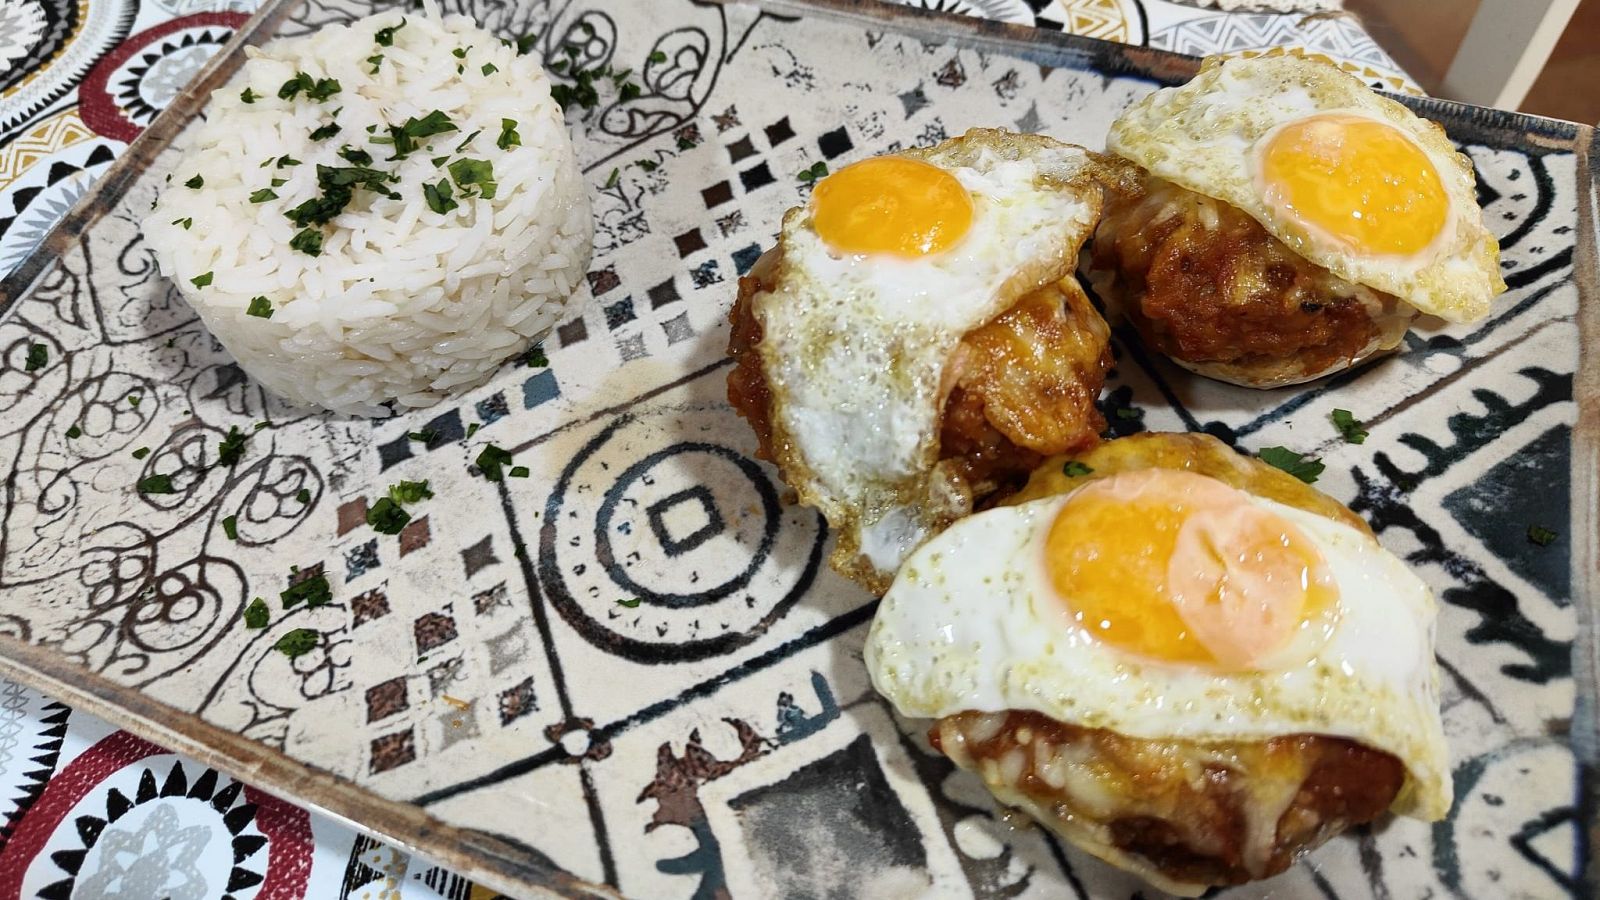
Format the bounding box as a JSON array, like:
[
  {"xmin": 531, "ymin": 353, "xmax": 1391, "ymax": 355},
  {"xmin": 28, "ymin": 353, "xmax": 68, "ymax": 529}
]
[
  {"xmin": 1257, "ymin": 113, "xmax": 1449, "ymax": 258},
  {"xmin": 1044, "ymin": 468, "xmax": 1339, "ymax": 670},
  {"xmin": 811, "ymin": 156, "xmax": 974, "ymax": 257}
]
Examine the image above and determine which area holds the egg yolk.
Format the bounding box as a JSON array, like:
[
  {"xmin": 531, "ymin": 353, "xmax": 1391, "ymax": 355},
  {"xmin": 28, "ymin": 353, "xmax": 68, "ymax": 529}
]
[
  {"xmin": 811, "ymin": 156, "xmax": 974, "ymax": 257},
  {"xmin": 1257, "ymin": 113, "xmax": 1448, "ymax": 258},
  {"xmin": 1044, "ymin": 469, "xmax": 1338, "ymax": 669}
]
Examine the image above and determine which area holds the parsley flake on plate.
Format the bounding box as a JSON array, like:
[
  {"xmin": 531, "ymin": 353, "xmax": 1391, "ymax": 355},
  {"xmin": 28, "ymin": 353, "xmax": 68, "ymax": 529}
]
[
  {"xmin": 474, "ymin": 444, "xmax": 514, "ymax": 481},
  {"xmin": 1528, "ymin": 524, "xmax": 1558, "ymax": 547},
  {"xmin": 388, "ymin": 479, "xmax": 434, "ymax": 504},
  {"xmin": 243, "ymin": 598, "xmax": 269, "ymax": 629},
  {"xmin": 481, "ymin": 62, "xmax": 498, "ymax": 75},
  {"xmin": 66, "ymin": 424, "xmax": 82, "ymax": 439},
  {"xmin": 172, "ymin": 217, "xmax": 193, "ymax": 229},
  {"xmin": 249, "ymin": 188, "xmax": 278, "ymax": 203},
  {"xmin": 132, "ymin": 447, "xmax": 150, "ymax": 460},
  {"xmin": 247, "ymin": 296, "xmax": 274, "ymax": 318},
  {"xmin": 274, "ymin": 628, "xmax": 319, "ymax": 658},
  {"xmin": 509, "ymin": 466, "xmax": 530, "ymax": 479},
  {"xmin": 617, "ymin": 597, "xmax": 642, "ymax": 608},
  {"xmin": 185, "ymin": 174, "xmax": 203, "ymax": 189},
  {"xmin": 137, "ymin": 473, "xmax": 176, "ymax": 495},
  {"xmin": 1257, "ymin": 446, "xmax": 1325, "ymax": 484},
  {"xmin": 25, "ymin": 343, "xmax": 46, "ymax": 371},
  {"xmin": 191, "ymin": 271, "xmax": 213, "ymax": 288},
  {"xmin": 1062, "ymin": 461, "xmax": 1093, "ymax": 477},
  {"xmin": 649, "ymin": 50, "xmax": 667, "ymax": 63},
  {"xmin": 296, "ymin": 488, "xmax": 311, "ymax": 504},
  {"xmin": 797, "ymin": 161, "xmax": 828, "ymax": 183},
  {"xmin": 366, "ymin": 496, "xmax": 411, "ymax": 535},
  {"xmin": 1331, "ymin": 408, "xmax": 1368, "ymax": 444},
  {"xmin": 222, "ymin": 514, "xmax": 239, "ymax": 540},
  {"xmin": 281, "ymin": 572, "xmax": 332, "ymax": 609},
  {"xmin": 603, "ymin": 168, "xmax": 619, "ymax": 189},
  {"xmin": 216, "ymin": 425, "xmax": 250, "ymax": 467},
  {"xmin": 240, "ymin": 88, "xmax": 257, "ymax": 104}
]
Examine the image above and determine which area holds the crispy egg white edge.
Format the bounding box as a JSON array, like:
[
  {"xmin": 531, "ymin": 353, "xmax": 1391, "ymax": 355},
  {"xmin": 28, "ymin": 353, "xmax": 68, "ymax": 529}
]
[
  {"xmin": 1107, "ymin": 55, "xmax": 1500, "ymax": 323},
  {"xmin": 864, "ymin": 487, "xmax": 1452, "ymax": 820},
  {"xmin": 752, "ymin": 144, "xmax": 1099, "ymax": 570}
]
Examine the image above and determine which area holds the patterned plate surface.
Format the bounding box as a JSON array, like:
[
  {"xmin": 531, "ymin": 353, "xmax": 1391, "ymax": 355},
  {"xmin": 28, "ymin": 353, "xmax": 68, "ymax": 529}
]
[{"xmin": 0, "ymin": 0, "xmax": 1595, "ymax": 896}]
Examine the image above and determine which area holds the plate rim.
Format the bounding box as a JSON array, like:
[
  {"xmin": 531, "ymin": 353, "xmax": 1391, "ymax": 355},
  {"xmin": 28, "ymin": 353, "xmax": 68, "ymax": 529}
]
[{"xmin": 0, "ymin": 0, "xmax": 1594, "ymax": 896}]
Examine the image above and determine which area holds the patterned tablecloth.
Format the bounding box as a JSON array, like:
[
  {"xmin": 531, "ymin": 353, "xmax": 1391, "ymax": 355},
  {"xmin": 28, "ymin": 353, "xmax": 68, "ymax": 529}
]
[{"xmin": 0, "ymin": 0, "xmax": 1418, "ymax": 896}]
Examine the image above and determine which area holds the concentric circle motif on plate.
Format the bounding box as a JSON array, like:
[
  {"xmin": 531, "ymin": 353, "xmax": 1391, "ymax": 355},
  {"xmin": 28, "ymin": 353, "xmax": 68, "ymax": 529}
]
[{"xmin": 539, "ymin": 408, "xmax": 826, "ymax": 663}]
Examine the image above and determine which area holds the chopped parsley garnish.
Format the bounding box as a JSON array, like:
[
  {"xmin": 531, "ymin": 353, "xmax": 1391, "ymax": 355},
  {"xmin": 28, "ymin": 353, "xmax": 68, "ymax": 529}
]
[
  {"xmin": 408, "ymin": 430, "xmax": 437, "ymax": 444},
  {"xmin": 635, "ymin": 158, "xmax": 659, "ymax": 173},
  {"xmin": 274, "ymin": 628, "xmax": 319, "ymax": 658},
  {"xmin": 278, "ymin": 72, "xmax": 315, "ymax": 100},
  {"xmin": 648, "ymin": 50, "xmax": 667, "ymax": 63},
  {"xmin": 66, "ymin": 424, "xmax": 82, "ymax": 439},
  {"xmin": 240, "ymin": 88, "xmax": 258, "ymax": 103},
  {"xmin": 375, "ymin": 18, "xmax": 405, "ymax": 46},
  {"xmin": 797, "ymin": 161, "xmax": 828, "ymax": 183},
  {"xmin": 604, "ymin": 167, "xmax": 619, "ymax": 188},
  {"xmin": 1330, "ymin": 408, "xmax": 1368, "ymax": 444},
  {"xmin": 521, "ymin": 345, "xmax": 548, "ymax": 368},
  {"xmin": 337, "ymin": 145, "xmax": 373, "ymax": 166},
  {"xmin": 466, "ymin": 423, "xmax": 480, "ymax": 438},
  {"xmin": 281, "ymin": 572, "xmax": 331, "ymax": 609},
  {"xmin": 216, "ymin": 425, "xmax": 250, "ymax": 467},
  {"xmin": 132, "ymin": 447, "xmax": 150, "ymax": 460},
  {"xmin": 496, "ymin": 118, "xmax": 521, "ymax": 150},
  {"xmin": 515, "ymin": 31, "xmax": 538, "ymax": 54},
  {"xmin": 185, "ymin": 174, "xmax": 203, "ymax": 189},
  {"xmin": 385, "ymin": 110, "xmax": 458, "ymax": 158},
  {"xmin": 276, "ymin": 155, "xmax": 301, "ymax": 168},
  {"xmin": 1258, "ymin": 446, "xmax": 1325, "ymax": 484},
  {"xmin": 474, "ymin": 444, "xmax": 514, "ymax": 481},
  {"xmin": 1062, "ymin": 461, "xmax": 1094, "ymax": 477},
  {"xmin": 423, "ymin": 179, "xmax": 458, "ymax": 214},
  {"xmin": 367, "ymin": 54, "xmax": 384, "ymax": 73},
  {"xmin": 388, "ymin": 479, "xmax": 433, "ymax": 504},
  {"xmin": 620, "ymin": 82, "xmax": 641, "ymax": 101},
  {"xmin": 509, "ymin": 465, "xmax": 529, "ymax": 478},
  {"xmin": 1528, "ymin": 524, "xmax": 1558, "ymax": 547},
  {"xmin": 25, "ymin": 343, "xmax": 46, "ymax": 372},
  {"xmin": 271, "ymin": 177, "xmax": 287, "ymax": 187},
  {"xmin": 246, "ymin": 296, "xmax": 273, "ymax": 318},
  {"xmin": 127, "ymin": 394, "xmax": 140, "ymax": 407},
  {"xmin": 137, "ymin": 473, "xmax": 176, "ymax": 495},
  {"xmin": 172, "ymin": 217, "xmax": 193, "ymax": 229},
  {"xmin": 452, "ymin": 47, "xmax": 467, "ymax": 59},
  {"xmin": 310, "ymin": 122, "xmax": 341, "ymax": 141},
  {"xmin": 191, "ymin": 271, "xmax": 213, "ymax": 288},
  {"xmin": 243, "ymin": 597, "xmax": 269, "ymax": 629},
  {"xmin": 481, "ymin": 62, "xmax": 498, "ymax": 75},
  {"xmin": 431, "ymin": 155, "xmax": 448, "ymax": 167},
  {"xmin": 249, "ymin": 188, "xmax": 278, "ymax": 203},
  {"xmin": 307, "ymin": 78, "xmax": 341, "ymax": 101},
  {"xmin": 550, "ymin": 55, "xmax": 642, "ymax": 112},
  {"xmin": 222, "ymin": 514, "xmax": 239, "ymax": 540},
  {"xmin": 289, "ymin": 228, "xmax": 323, "ymax": 256},
  {"xmin": 617, "ymin": 597, "xmax": 642, "ymax": 608},
  {"xmin": 296, "ymin": 488, "xmax": 311, "ymax": 504},
  {"xmin": 453, "ymin": 129, "xmax": 481, "ymax": 153},
  {"xmin": 448, "ymin": 158, "xmax": 496, "ymax": 199},
  {"xmin": 366, "ymin": 496, "xmax": 411, "ymax": 534}
]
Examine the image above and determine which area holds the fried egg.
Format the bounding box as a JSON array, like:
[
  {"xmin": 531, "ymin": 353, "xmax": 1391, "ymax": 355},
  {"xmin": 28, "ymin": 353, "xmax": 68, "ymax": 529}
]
[
  {"xmin": 1109, "ymin": 52, "xmax": 1503, "ymax": 322},
  {"xmin": 749, "ymin": 130, "xmax": 1106, "ymax": 590},
  {"xmin": 865, "ymin": 432, "xmax": 1451, "ymax": 820}
]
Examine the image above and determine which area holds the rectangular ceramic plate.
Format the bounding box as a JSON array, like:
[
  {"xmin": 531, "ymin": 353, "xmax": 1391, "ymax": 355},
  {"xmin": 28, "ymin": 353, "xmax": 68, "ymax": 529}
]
[{"xmin": 1, "ymin": 0, "xmax": 1596, "ymax": 896}]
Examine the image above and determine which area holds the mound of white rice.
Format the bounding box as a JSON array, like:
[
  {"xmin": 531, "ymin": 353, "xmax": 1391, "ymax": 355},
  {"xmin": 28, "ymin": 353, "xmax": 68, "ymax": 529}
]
[{"xmin": 144, "ymin": 9, "xmax": 592, "ymax": 416}]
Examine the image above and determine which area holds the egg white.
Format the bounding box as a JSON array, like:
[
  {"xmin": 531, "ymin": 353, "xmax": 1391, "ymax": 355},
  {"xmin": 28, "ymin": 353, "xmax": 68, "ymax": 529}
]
[
  {"xmin": 1108, "ymin": 53, "xmax": 1502, "ymax": 323},
  {"xmin": 864, "ymin": 483, "xmax": 1452, "ymax": 820},
  {"xmin": 752, "ymin": 132, "xmax": 1102, "ymax": 586}
]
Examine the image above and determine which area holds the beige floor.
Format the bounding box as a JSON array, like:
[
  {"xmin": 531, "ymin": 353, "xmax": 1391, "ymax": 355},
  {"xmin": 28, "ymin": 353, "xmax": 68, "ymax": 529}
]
[{"xmin": 1346, "ymin": 0, "xmax": 1599, "ymax": 124}]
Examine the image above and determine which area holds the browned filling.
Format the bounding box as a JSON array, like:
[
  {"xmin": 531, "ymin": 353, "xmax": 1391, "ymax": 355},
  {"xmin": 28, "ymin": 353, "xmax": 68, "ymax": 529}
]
[
  {"xmin": 726, "ymin": 261, "xmax": 1111, "ymax": 509},
  {"xmin": 1093, "ymin": 175, "xmax": 1390, "ymax": 376},
  {"xmin": 932, "ymin": 710, "xmax": 1404, "ymax": 888}
]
